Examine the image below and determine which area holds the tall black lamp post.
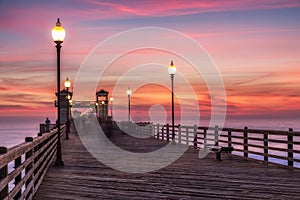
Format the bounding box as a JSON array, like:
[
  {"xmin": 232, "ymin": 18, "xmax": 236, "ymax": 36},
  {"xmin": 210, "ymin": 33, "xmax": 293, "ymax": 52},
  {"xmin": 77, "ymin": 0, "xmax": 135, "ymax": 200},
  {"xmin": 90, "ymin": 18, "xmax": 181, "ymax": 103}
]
[
  {"xmin": 64, "ymin": 77, "xmax": 71, "ymax": 139},
  {"xmin": 52, "ymin": 18, "xmax": 65, "ymax": 166},
  {"xmin": 127, "ymin": 88, "xmax": 131, "ymax": 122},
  {"xmin": 168, "ymin": 60, "xmax": 176, "ymax": 140}
]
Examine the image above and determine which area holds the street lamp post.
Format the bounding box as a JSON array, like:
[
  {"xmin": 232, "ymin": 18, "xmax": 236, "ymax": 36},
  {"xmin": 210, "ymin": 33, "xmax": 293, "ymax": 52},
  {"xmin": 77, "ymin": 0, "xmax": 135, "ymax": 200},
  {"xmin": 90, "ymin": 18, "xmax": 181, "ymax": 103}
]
[
  {"xmin": 52, "ymin": 18, "xmax": 65, "ymax": 166},
  {"xmin": 110, "ymin": 97, "xmax": 114, "ymax": 119},
  {"xmin": 168, "ymin": 60, "xmax": 176, "ymax": 140},
  {"xmin": 127, "ymin": 88, "xmax": 131, "ymax": 122},
  {"xmin": 95, "ymin": 102, "xmax": 98, "ymax": 117},
  {"xmin": 64, "ymin": 77, "xmax": 71, "ymax": 140},
  {"xmin": 101, "ymin": 100, "xmax": 105, "ymax": 118}
]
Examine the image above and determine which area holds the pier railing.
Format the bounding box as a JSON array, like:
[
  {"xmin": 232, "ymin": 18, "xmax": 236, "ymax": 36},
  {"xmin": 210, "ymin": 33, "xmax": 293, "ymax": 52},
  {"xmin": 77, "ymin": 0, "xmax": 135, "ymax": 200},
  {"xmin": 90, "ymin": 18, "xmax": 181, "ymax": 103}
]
[
  {"xmin": 0, "ymin": 124, "xmax": 65, "ymax": 200},
  {"xmin": 133, "ymin": 123, "xmax": 300, "ymax": 168}
]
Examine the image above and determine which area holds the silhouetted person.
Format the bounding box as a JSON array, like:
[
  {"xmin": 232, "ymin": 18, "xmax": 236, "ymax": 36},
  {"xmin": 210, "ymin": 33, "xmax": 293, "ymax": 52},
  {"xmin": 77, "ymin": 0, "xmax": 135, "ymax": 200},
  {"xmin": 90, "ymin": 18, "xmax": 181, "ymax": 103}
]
[{"xmin": 45, "ymin": 117, "xmax": 51, "ymax": 132}]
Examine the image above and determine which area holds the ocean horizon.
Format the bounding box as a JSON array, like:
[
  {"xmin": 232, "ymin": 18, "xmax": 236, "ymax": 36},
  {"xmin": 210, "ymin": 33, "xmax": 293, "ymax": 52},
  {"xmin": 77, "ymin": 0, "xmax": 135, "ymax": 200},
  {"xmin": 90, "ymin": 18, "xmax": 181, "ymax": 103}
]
[{"xmin": 0, "ymin": 116, "xmax": 299, "ymax": 148}]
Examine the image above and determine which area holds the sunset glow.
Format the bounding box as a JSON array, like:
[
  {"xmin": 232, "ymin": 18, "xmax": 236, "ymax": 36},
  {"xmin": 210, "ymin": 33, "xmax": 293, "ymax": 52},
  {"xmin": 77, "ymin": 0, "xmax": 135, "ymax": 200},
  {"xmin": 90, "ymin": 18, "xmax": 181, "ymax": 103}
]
[{"xmin": 0, "ymin": 0, "xmax": 300, "ymax": 124}]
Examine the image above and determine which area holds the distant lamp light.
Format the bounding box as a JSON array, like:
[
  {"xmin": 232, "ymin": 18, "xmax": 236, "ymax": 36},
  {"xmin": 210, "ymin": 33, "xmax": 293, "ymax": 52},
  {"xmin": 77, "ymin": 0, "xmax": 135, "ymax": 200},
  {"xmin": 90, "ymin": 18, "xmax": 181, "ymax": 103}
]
[
  {"xmin": 101, "ymin": 100, "xmax": 105, "ymax": 105},
  {"xmin": 127, "ymin": 88, "xmax": 132, "ymax": 96},
  {"xmin": 52, "ymin": 18, "xmax": 65, "ymax": 42},
  {"xmin": 168, "ymin": 60, "xmax": 176, "ymax": 75},
  {"xmin": 64, "ymin": 77, "xmax": 71, "ymax": 88},
  {"xmin": 110, "ymin": 97, "xmax": 114, "ymax": 102}
]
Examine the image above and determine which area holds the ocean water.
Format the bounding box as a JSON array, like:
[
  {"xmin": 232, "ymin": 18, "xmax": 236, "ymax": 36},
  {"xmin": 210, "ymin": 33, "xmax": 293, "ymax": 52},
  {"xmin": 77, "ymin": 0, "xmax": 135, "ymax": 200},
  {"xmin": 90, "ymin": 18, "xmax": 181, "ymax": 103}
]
[
  {"xmin": 0, "ymin": 118, "xmax": 45, "ymax": 148},
  {"xmin": 0, "ymin": 117, "xmax": 299, "ymax": 148},
  {"xmin": 223, "ymin": 118, "xmax": 300, "ymax": 131}
]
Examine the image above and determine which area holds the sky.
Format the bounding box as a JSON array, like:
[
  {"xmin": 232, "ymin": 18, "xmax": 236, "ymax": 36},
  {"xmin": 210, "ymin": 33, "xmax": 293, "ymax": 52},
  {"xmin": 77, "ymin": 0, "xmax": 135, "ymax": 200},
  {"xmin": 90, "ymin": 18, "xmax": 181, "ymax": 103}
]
[{"xmin": 0, "ymin": 0, "xmax": 300, "ymax": 125}]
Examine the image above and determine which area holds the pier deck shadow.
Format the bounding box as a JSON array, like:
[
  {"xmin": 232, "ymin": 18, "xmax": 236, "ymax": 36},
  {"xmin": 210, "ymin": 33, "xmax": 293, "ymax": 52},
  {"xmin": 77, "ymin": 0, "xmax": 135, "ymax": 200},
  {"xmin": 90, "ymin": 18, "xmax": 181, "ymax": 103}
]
[{"xmin": 34, "ymin": 126, "xmax": 300, "ymax": 199}]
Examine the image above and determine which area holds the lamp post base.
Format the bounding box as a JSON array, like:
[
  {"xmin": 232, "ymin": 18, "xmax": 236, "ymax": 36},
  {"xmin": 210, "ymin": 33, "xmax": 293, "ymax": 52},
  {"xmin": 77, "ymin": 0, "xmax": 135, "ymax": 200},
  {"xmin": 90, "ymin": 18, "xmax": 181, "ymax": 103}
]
[
  {"xmin": 66, "ymin": 120, "xmax": 70, "ymax": 140},
  {"xmin": 171, "ymin": 140, "xmax": 176, "ymax": 145},
  {"xmin": 55, "ymin": 159, "xmax": 64, "ymax": 166}
]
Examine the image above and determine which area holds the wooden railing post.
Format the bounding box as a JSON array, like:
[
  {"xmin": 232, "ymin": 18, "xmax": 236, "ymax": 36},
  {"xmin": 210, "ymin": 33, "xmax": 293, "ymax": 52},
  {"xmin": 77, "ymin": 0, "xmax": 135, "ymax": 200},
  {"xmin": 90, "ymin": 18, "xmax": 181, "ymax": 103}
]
[
  {"xmin": 151, "ymin": 124, "xmax": 155, "ymax": 137},
  {"xmin": 166, "ymin": 124, "xmax": 169, "ymax": 141},
  {"xmin": 228, "ymin": 130, "xmax": 232, "ymax": 148},
  {"xmin": 146, "ymin": 124, "xmax": 150, "ymax": 136},
  {"xmin": 14, "ymin": 155, "xmax": 22, "ymax": 199},
  {"xmin": 144, "ymin": 124, "xmax": 147, "ymax": 136},
  {"xmin": 288, "ymin": 128, "xmax": 294, "ymax": 167},
  {"xmin": 0, "ymin": 147, "xmax": 8, "ymax": 199},
  {"xmin": 40, "ymin": 123, "xmax": 45, "ymax": 133},
  {"xmin": 25, "ymin": 137, "xmax": 34, "ymax": 197},
  {"xmin": 244, "ymin": 127, "xmax": 248, "ymax": 158},
  {"xmin": 203, "ymin": 128, "xmax": 207, "ymax": 147},
  {"xmin": 214, "ymin": 125, "xmax": 219, "ymax": 146},
  {"xmin": 263, "ymin": 132, "xmax": 268, "ymax": 162},
  {"xmin": 185, "ymin": 126, "xmax": 189, "ymax": 145},
  {"xmin": 161, "ymin": 125, "xmax": 164, "ymax": 140},
  {"xmin": 178, "ymin": 125, "xmax": 181, "ymax": 144},
  {"xmin": 193, "ymin": 125, "xmax": 197, "ymax": 148},
  {"xmin": 156, "ymin": 124, "xmax": 160, "ymax": 139}
]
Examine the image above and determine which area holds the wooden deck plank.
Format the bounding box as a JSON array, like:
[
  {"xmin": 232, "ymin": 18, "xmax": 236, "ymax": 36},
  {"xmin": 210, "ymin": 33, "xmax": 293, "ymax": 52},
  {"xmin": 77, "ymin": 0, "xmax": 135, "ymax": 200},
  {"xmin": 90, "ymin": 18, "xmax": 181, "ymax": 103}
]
[{"xmin": 34, "ymin": 125, "xmax": 300, "ymax": 199}]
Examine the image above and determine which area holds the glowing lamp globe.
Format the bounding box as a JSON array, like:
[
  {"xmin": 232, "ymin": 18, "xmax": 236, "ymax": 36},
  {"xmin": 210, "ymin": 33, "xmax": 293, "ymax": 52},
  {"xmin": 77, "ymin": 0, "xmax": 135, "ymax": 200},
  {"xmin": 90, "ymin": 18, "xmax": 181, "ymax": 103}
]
[
  {"xmin": 168, "ymin": 60, "xmax": 176, "ymax": 75},
  {"xmin": 64, "ymin": 77, "xmax": 71, "ymax": 88},
  {"xmin": 127, "ymin": 88, "xmax": 132, "ymax": 96},
  {"xmin": 52, "ymin": 18, "xmax": 65, "ymax": 42}
]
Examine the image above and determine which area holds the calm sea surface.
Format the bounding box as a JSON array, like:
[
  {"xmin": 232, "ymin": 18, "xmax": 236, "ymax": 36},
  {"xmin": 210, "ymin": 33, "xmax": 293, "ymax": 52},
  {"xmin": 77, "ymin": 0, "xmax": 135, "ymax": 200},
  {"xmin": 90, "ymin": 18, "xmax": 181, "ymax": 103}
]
[
  {"xmin": 0, "ymin": 118, "xmax": 43, "ymax": 148},
  {"xmin": 0, "ymin": 117, "xmax": 299, "ymax": 148}
]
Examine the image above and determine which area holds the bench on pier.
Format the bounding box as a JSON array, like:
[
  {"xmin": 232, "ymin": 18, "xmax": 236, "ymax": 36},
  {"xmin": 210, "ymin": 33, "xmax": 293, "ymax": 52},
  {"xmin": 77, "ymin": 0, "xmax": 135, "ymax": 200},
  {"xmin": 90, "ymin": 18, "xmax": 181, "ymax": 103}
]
[{"xmin": 210, "ymin": 146, "xmax": 234, "ymax": 161}]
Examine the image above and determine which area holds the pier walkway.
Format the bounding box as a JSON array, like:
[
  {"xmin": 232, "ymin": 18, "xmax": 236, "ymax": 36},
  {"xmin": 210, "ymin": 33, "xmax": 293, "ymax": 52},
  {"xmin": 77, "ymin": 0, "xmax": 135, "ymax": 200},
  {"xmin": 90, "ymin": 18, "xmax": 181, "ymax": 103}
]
[{"xmin": 34, "ymin": 126, "xmax": 300, "ymax": 199}]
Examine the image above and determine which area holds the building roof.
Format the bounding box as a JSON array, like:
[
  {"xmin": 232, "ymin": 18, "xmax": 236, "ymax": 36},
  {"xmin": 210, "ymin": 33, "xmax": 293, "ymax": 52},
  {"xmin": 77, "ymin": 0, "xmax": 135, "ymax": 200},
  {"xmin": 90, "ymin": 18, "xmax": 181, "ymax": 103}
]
[{"xmin": 96, "ymin": 89, "xmax": 109, "ymax": 96}]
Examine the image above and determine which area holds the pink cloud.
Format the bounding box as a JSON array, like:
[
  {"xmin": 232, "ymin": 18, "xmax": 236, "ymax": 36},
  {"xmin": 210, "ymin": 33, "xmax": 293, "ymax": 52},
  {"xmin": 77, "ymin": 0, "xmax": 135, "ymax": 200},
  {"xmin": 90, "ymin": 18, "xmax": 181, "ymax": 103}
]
[{"xmin": 81, "ymin": 0, "xmax": 300, "ymax": 18}]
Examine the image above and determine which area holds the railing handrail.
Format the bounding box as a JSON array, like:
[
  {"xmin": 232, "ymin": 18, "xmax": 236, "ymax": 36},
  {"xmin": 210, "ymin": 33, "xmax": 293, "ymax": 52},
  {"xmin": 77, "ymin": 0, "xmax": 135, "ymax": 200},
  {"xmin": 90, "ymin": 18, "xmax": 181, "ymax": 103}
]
[
  {"xmin": 197, "ymin": 126, "xmax": 300, "ymax": 135},
  {"xmin": 132, "ymin": 123, "xmax": 300, "ymax": 169},
  {"xmin": 0, "ymin": 124, "xmax": 65, "ymax": 200}
]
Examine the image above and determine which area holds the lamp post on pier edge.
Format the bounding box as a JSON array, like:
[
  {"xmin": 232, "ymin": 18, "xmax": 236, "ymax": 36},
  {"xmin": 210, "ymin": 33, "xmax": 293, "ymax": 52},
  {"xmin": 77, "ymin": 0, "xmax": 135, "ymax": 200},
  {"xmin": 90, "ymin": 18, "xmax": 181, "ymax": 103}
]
[
  {"xmin": 168, "ymin": 60, "xmax": 176, "ymax": 140},
  {"xmin": 64, "ymin": 77, "xmax": 71, "ymax": 140},
  {"xmin": 52, "ymin": 18, "xmax": 65, "ymax": 166}
]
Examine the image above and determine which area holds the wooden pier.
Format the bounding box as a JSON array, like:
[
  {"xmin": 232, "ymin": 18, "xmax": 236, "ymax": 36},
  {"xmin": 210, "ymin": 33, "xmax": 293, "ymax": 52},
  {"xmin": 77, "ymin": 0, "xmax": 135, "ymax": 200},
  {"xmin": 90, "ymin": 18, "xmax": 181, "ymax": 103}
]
[
  {"xmin": 1, "ymin": 121, "xmax": 300, "ymax": 199},
  {"xmin": 33, "ymin": 124, "xmax": 300, "ymax": 199}
]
